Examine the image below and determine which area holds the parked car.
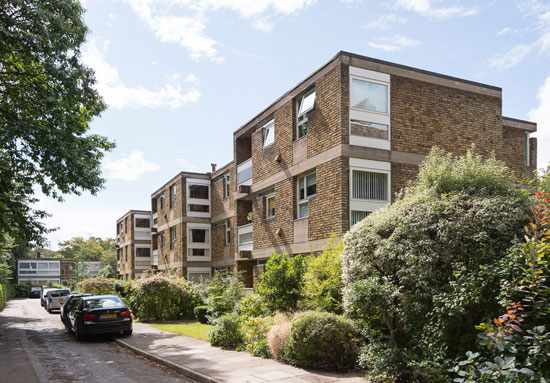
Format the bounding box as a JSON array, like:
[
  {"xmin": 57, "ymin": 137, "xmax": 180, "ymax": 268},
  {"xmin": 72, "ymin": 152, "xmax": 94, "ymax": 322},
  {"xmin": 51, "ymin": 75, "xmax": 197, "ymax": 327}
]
[
  {"xmin": 45, "ymin": 289, "xmax": 71, "ymax": 313},
  {"xmin": 29, "ymin": 286, "xmax": 42, "ymax": 299},
  {"xmin": 41, "ymin": 288, "xmax": 56, "ymax": 307},
  {"xmin": 60, "ymin": 294, "xmax": 92, "ymax": 330},
  {"xmin": 67, "ymin": 295, "xmax": 132, "ymax": 340}
]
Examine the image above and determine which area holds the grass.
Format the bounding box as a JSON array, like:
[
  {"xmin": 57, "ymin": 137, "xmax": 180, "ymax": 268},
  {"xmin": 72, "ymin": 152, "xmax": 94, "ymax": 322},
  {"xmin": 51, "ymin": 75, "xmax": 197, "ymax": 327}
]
[{"xmin": 150, "ymin": 322, "xmax": 213, "ymax": 341}]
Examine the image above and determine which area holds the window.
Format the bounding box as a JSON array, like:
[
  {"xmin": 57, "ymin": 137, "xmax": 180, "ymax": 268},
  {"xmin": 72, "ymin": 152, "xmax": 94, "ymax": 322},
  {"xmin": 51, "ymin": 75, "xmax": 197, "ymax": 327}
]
[
  {"xmin": 160, "ymin": 193, "xmax": 165, "ymax": 210},
  {"xmin": 238, "ymin": 231, "xmax": 253, "ymax": 247},
  {"xmin": 170, "ymin": 227, "xmax": 176, "ymax": 250},
  {"xmin": 525, "ymin": 132, "xmax": 530, "ymax": 167},
  {"xmin": 351, "ymin": 210, "xmax": 371, "ymax": 226},
  {"xmin": 297, "ymin": 172, "xmax": 316, "ymax": 219},
  {"xmin": 169, "ymin": 184, "xmax": 176, "ymax": 209},
  {"xmin": 265, "ymin": 193, "xmax": 275, "ymax": 218},
  {"xmin": 225, "ymin": 221, "xmax": 231, "ymax": 245},
  {"xmin": 124, "ymin": 217, "xmax": 128, "ymax": 231},
  {"xmin": 262, "ymin": 119, "xmax": 275, "ymax": 148},
  {"xmin": 190, "ymin": 228, "xmax": 208, "ymax": 243},
  {"xmin": 135, "ymin": 218, "xmax": 150, "ymax": 228},
  {"xmin": 296, "ymin": 89, "xmax": 316, "ymax": 139},
  {"xmin": 223, "ymin": 173, "xmax": 230, "ymax": 198},
  {"xmin": 352, "ymin": 170, "xmax": 388, "ymax": 201},
  {"xmin": 189, "ymin": 204, "xmax": 209, "ymax": 213},
  {"xmin": 190, "ymin": 248, "xmax": 208, "ymax": 256},
  {"xmin": 188, "ymin": 272, "xmax": 211, "ymax": 283},
  {"xmin": 351, "ymin": 79, "xmax": 388, "ymax": 113},
  {"xmin": 160, "ymin": 232, "xmax": 165, "ymax": 249},
  {"xmin": 125, "ymin": 246, "xmax": 128, "ymax": 262},
  {"xmin": 136, "ymin": 248, "xmax": 150, "ymax": 258},
  {"xmin": 350, "ymin": 120, "xmax": 389, "ymax": 140},
  {"xmin": 189, "ymin": 185, "xmax": 209, "ymax": 199}
]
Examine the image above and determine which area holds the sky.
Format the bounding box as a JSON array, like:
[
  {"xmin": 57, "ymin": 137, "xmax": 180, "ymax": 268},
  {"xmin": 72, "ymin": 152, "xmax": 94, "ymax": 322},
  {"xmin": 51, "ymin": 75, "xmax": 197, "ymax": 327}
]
[{"xmin": 37, "ymin": 0, "xmax": 550, "ymax": 249}]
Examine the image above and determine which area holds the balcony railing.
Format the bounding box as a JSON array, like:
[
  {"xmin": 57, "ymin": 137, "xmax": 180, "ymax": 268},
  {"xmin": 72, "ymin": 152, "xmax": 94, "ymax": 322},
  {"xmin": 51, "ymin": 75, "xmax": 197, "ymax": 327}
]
[
  {"xmin": 237, "ymin": 224, "xmax": 253, "ymax": 252},
  {"xmin": 237, "ymin": 158, "xmax": 252, "ymax": 187},
  {"xmin": 152, "ymin": 212, "xmax": 158, "ymax": 229}
]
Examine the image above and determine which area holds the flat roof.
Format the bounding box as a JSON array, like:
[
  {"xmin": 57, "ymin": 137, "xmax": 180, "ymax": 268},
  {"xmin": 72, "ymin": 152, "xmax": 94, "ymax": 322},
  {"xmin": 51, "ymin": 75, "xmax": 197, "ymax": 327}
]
[
  {"xmin": 151, "ymin": 171, "xmax": 211, "ymax": 197},
  {"xmin": 116, "ymin": 210, "xmax": 151, "ymax": 222}
]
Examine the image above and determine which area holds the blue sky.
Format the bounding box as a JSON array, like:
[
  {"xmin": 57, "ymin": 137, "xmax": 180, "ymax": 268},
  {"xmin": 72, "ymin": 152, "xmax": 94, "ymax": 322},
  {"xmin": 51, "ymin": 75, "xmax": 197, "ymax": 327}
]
[{"xmin": 38, "ymin": 0, "xmax": 550, "ymax": 248}]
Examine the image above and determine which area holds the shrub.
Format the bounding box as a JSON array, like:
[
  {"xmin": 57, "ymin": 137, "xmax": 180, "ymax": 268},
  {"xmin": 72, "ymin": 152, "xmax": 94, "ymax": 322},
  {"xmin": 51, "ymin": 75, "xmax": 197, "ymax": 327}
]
[
  {"xmin": 301, "ymin": 237, "xmax": 343, "ymax": 313},
  {"xmin": 242, "ymin": 316, "xmax": 274, "ymax": 358},
  {"xmin": 13, "ymin": 281, "xmax": 30, "ymax": 297},
  {"xmin": 129, "ymin": 274, "xmax": 203, "ymax": 321},
  {"xmin": 208, "ymin": 312, "xmax": 243, "ymax": 349},
  {"xmin": 285, "ymin": 311, "xmax": 359, "ymax": 371},
  {"xmin": 194, "ymin": 305, "xmax": 209, "ymax": 324},
  {"xmin": 204, "ymin": 271, "xmax": 244, "ymax": 322},
  {"xmin": 236, "ymin": 293, "xmax": 270, "ymax": 318},
  {"xmin": 342, "ymin": 148, "xmax": 530, "ymax": 379},
  {"xmin": 78, "ymin": 276, "xmax": 116, "ymax": 295},
  {"xmin": 0, "ymin": 283, "xmax": 12, "ymax": 310},
  {"xmin": 255, "ymin": 253, "xmax": 308, "ymax": 313},
  {"xmin": 113, "ymin": 280, "xmax": 133, "ymax": 298},
  {"xmin": 267, "ymin": 313, "xmax": 292, "ymax": 361}
]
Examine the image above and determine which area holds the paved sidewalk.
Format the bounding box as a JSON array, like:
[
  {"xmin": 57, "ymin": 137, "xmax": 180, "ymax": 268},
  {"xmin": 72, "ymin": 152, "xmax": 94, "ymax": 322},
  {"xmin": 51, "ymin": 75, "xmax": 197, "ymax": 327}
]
[{"xmin": 115, "ymin": 323, "xmax": 366, "ymax": 383}]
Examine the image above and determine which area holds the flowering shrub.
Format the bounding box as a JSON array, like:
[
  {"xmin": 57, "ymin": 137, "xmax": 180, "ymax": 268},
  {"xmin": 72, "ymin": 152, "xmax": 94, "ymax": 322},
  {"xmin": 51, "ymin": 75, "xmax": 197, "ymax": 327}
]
[
  {"xmin": 78, "ymin": 276, "xmax": 116, "ymax": 295},
  {"xmin": 241, "ymin": 316, "xmax": 274, "ymax": 358},
  {"xmin": 128, "ymin": 274, "xmax": 203, "ymax": 321}
]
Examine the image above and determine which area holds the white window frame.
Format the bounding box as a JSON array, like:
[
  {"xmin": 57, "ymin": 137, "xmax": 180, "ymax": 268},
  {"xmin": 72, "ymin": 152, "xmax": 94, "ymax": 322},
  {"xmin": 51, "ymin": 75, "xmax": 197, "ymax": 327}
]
[
  {"xmin": 297, "ymin": 171, "xmax": 316, "ymax": 219},
  {"xmin": 225, "ymin": 221, "xmax": 231, "ymax": 246},
  {"xmin": 134, "ymin": 245, "xmax": 152, "ymax": 269},
  {"xmin": 223, "ymin": 173, "xmax": 230, "ymax": 199},
  {"xmin": 186, "ymin": 178, "xmax": 211, "ymax": 218},
  {"xmin": 349, "ymin": 158, "xmax": 391, "ymax": 226},
  {"xmin": 187, "ymin": 223, "xmax": 211, "ymax": 261},
  {"xmin": 349, "ymin": 67, "xmax": 391, "ymax": 150},
  {"xmin": 262, "ymin": 119, "xmax": 275, "ymax": 149},
  {"xmin": 237, "ymin": 158, "xmax": 253, "ymax": 187},
  {"xmin": 296, "ymin": 89, "xmax": 316, "ymax": 139},
  {"xmin": 187, "ymin": 267, "xmax": 212, "ymax": 284},
  {"xmin": 265, "ymin": 193, "xmax": 275, "ymax": 219}
]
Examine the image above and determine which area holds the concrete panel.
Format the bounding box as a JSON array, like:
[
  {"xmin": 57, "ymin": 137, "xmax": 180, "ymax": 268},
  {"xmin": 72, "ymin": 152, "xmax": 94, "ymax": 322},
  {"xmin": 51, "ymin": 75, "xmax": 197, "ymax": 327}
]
[
  {"xmin": 293, "ymin": 137, "xmax": 308, "ymax": 164},
  {"xmin": 294, "ymin": 218, "xmax": 308, "ymax": 243}
]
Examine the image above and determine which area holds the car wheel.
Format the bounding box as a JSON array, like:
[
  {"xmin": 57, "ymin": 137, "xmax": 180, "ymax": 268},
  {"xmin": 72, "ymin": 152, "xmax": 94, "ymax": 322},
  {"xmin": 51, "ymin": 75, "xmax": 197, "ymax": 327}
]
[
  {"xmin": 47, "ymin": 308, "xmax": 52, "ymax": 314},
  {"xmin": 75, "ymin": 323, "xmax": 84, "ymax": 341},
  {"xmin": 122, "ymin": 329, "xmax": 133, "ymax": 336}
]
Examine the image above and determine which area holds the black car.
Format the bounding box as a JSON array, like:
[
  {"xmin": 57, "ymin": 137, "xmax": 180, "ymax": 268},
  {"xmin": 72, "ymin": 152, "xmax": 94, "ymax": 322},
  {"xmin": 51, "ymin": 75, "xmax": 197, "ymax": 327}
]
[
  {"xmin": 67, "ymin": 295, "xmax": 133, "ymax": 340},
  {"xmin": 60, "ymin": 293, "xmax": 92, "ymax": 329},
  {"xmin": 29, "ymin": 286, "xmax": 41, "ymax": 298}
]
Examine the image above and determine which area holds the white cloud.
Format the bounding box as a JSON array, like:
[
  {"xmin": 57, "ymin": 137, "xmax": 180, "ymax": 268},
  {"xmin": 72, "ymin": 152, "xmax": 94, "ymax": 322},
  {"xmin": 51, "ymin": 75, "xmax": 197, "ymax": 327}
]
[
  {"xmin": 488, "ymin": 44, "xmax": 533, "ymax": 70},
  {"xmin": 175, "ymin": 158, "xmax": 200, "ymax": 172},
  {"xmin": 364, "ymin": 14, "xmax": 407, "ymax": 30},
  {"xmin": 103, "ymin": 151, "xmax": 160, "ymax": 181},
  {"xmin": 529, "ymin": 75, "xmax": 550, "ymax": 169},
  {"xmin": 121, "ymin": 0, "xmax": 317, "ymax": 61},
  {"xmin": 82, "ymin": 39, "xmax": 200, "ymax": 108},
  {"xmin": 394, "ymin": 0, "xmax": 478, "ymax": 19},
  {"xmin": 369, "ymin": 35, "xmax": 422, "ymax": 52}
]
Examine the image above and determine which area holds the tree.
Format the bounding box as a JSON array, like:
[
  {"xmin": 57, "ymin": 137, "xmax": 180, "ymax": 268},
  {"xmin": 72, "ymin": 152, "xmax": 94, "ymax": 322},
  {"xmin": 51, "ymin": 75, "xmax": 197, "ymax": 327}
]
[
  {"xmin": 0, "ymin": 0, "xmax": 115, "ymax": 252},
  {"xmin": 56, "ymin": 236, "xmax": 116, "ymax": 276}
]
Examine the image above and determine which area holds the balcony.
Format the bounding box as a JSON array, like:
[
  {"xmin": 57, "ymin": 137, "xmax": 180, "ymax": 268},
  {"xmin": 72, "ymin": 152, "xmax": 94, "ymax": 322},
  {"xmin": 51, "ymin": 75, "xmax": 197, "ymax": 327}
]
[
  {"xmin": 237, "ymin": 158, "xmax": 252, "ymax": 187},
  {"xmin": 237, "ymin": 224, "xmax": 253, "ymax": 252},
  {"xmin": 152, "ymin": 212, "xmax": 158, "ymax": 229}
]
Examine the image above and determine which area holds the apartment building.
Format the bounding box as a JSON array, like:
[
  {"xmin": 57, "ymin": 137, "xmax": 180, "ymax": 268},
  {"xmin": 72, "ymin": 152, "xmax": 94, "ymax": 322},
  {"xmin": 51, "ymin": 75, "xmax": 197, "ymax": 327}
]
[
  {"xmin": 17, "ymin": 259, "xmax": 102, "ymax": 285},
  {"xmin": 116, "ymin": 210, "xmax": 153, "ymax": 280},
  {"xmin": 117, "ymin": 51, "xmax": 538, "ymax": 286}
]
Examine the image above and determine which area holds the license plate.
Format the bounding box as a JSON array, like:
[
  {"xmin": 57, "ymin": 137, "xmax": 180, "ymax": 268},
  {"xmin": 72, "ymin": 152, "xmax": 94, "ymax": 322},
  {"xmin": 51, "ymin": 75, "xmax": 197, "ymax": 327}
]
[
  {"xmin": 101, "ymin": 314, "xmax": 117, "ymax": 319},
  {"xmin": 58, "ymin": 299, "xmax": 64, "ymax": 302}
]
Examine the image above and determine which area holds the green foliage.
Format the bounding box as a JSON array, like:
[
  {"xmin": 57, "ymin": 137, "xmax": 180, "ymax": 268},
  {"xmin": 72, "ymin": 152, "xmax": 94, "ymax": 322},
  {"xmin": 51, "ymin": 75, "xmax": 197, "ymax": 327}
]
[
  {"xmin": 241, "ymin": 316, "xmax": 274, "ymax": 358},
  {"xmin": 129, "ymin": 274, "xmax": 203, "ymax": 321},
  {"xmin": 113, "ymin": 280, "xmax": 133, "ymax": 298},
  {"xmin": 204, "ymin": 271, "xmax": 244, "ymax": 322},
  {"xmin": 236, "ymin": 293, "xmax": 270, "ymax": 318},
  {"xmin": 524, "ymin": 164, "xmax": 550, "ymax": 195},
  {"xmin": 14, "ymin": 281, "xmax": 30, "ymax": 297},
  {"xmin": 0, "ymin": 0, "xmax": 114, "ymax": 251},
  {"xmin": 342, "ymin": 147, "xmax": 530, "ymax": 379},
  {"xmin": 78, "ymin": 276, "xmax": 116, "ymax": 295},
  {"xmin": 285, "ymin": 311, "xmax": 359, "ymax": 371},
  {"xmin": 0, "ymin": 283, "xmax": 12, "ymax": 310},
  {"xmin": 301, "ymin": 238, "xmax": 344, "ymax": 314},
  {"xmin": 194, "ymin": 306, "xmax": 209, "ymax": 324},
  {"xmin": 208, "ymin": 312, "xmax": 243, "ymax": 349},
  {"xmin": 255, "ymin": 253, "xmax": 308, "ymax": 313}
]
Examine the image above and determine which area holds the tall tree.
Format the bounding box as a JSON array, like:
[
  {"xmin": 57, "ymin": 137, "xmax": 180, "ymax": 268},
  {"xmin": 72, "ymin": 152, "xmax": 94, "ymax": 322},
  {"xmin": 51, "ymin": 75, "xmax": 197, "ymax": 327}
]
[{"xmin": 0, "ymin": 0, "xmax": 115, "ymax": 252}]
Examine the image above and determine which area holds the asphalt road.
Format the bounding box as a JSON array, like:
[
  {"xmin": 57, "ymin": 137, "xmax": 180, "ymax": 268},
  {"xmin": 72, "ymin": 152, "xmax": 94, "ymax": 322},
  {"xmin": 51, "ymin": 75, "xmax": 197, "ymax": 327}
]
[{"xmin": 0, "ymin": 298, "xmax": 196, "ymax": 383}]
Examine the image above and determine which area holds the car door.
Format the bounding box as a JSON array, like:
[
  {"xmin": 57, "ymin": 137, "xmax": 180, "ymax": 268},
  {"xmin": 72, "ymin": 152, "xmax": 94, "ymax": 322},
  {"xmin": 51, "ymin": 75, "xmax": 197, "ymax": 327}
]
[{"xmin": 68, "ymin": 298, "xmax": 82, "ymax": 329}]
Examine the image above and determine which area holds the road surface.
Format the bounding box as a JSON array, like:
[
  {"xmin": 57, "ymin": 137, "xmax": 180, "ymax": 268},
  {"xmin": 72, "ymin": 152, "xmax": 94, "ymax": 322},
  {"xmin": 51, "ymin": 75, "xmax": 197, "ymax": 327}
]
[{"xmin": 0, "ymin": 298, "xmax": 196, "ymax": 383}]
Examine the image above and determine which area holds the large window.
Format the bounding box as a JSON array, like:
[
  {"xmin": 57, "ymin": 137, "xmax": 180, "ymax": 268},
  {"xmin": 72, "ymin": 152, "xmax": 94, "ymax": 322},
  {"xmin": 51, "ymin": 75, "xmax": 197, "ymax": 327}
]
[
  {"xmin": 350, "ymin": 120, "xmax": 389, "ymax": 140},
  {"xmin": 187, "ymin": 179, "xmax": 211, "ymax": 217},
  {"xmin": 223, "ymin": 173, "xmax": 230, "ymax": 198},
  {"xmin": 265, "ymin": 193, "xmax": 275, "ymax": 218},
  {"xmin": 135, "ymin": 218, "xmax": 150, "ymax": 228},
  {"xmin": 136, "ymin": 247, "xmax": 150, "ymax": 258},
  {"xmin": 18, "ymin": 261, "xmax": 59, "ymax": 276},
  {"xmin": 189, "ymin": 204, "xmax": 209, "ymax": 213},
  {"xmin": 351, "ymin": 79, "xmax": 388, "ymax": 113},
  {"xmin": 189, "ymin": 184, "xmax": 208, "ymax": 199},
  {"xmin": 190, "ymin": 228, "xmax": 208, "ymax": 243},
  {"xmin": 262, "ymin": 119, "xmax": 275, "ymax": 148},
  {"xmin": 296, "ymin": 89, "xmax": 316, "ymax": 139},
  {"xmin": 187, "ymin": 224, "xmax": 211, "ymax": 261},
  {"xmin": 225, "ymin": 221, "xmax": 231, "ymax": 245},
  {"xmin": 169, "ymin": 184, "xmax": 176, "ymax": 209},
  {"xmin": 352, "ymin": 170, "xmax": 388, "ymax": 201},
  {"xmin": 297, "ymin": 172, "xmax": 316, "ymax": 219},
  {"xmin": 170, "ymin": 226, "xmax": 176, "ymax": 250}
]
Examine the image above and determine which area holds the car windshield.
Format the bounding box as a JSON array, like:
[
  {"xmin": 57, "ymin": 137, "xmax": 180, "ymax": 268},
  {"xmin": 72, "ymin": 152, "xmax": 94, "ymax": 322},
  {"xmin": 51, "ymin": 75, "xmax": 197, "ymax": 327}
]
[
  {"xmin": 85, "ymin": 297, "xmax": 124, "ymax": 309},
  {"xmin": 50, "ymin": 290, "xmax": 70, "ymax": 297},
  {"xmin": 31, "ymin": 287, "xmax": 41, "ymax": 292}
]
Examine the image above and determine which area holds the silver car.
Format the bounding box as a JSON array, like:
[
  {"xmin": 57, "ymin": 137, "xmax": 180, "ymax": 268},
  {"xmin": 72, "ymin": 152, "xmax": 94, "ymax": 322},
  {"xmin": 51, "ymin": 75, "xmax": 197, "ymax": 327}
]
[{"xmin": 45, "ymin": 289, "xmax": 71, "ymax": 313}]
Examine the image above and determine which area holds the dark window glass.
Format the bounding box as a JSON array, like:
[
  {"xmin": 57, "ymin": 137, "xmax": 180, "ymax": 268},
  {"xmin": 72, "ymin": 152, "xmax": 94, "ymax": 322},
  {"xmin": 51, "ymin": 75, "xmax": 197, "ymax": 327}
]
[
  {"xmin": 189, "ymin": 204, "xmax": 209, "ymax": 212},
  {"xmin": 135, "ymin": 218, "xmax": 150, "ymax": 228},
  {"xmin": 136, "ymin": 248, "xmax": 150, "ymax": 257},
  {"xmin": 189, "ymin": 185, "xmax": 209, "ymax": 199},
  {"xmin": 84, "ymin": 297, "xmax": 124, "ymax": 309},
  {"xmin": 190, "ymin": 229, "xmax": 207, "ymax": 243}
]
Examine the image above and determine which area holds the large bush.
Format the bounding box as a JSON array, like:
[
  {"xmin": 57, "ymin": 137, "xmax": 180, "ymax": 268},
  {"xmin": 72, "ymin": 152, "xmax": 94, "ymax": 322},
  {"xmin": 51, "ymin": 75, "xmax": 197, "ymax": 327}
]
[
  {"xmin": 208, "ymin": 312, "xmax": 243, "ymax": 349},
  {"xmin": 285, "ymin": 311, "xmax": 359, "ymax": 371},
  {"xmin": 129, "ymin": 274, "xmax": 203, "ymax": 321},
  {"xmin": 78, "ymin": 276, "xmax": 116, "ymax": 295},
  {"xmin": 242, "ymin": 316, "xmax": 274, "ymax": 358},
  {"xmin": 342, "ymin": 148, "xmax": 530, "ymax": 380},
  {"xmin": 255, "ymin": 253, "xmax": 308, "ymax": 313},
  {"xmin": 0, "ymin": 283, "xmax": 12, "ymax": 310},
  {"xmin": 204, "ymin": 271, "xmax": 244, "ymax": 322},
  {"xmin": 301, "ymin": 237, "xmax": 343, "ymax": 313}
]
